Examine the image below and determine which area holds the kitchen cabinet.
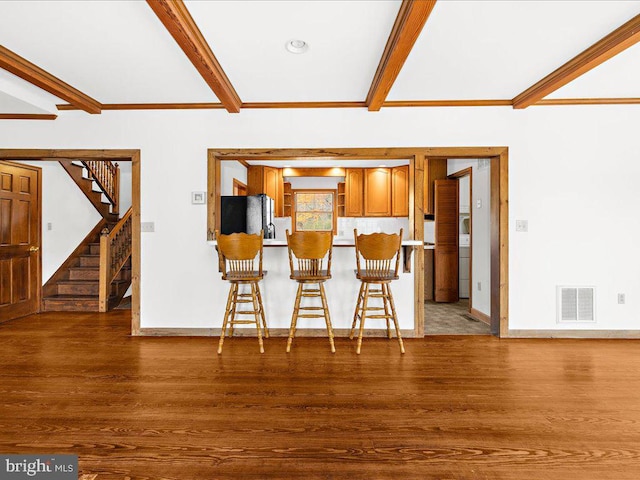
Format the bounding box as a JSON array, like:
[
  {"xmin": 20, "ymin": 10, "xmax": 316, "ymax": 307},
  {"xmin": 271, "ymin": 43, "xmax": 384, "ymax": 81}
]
[
  {"xmin": 344, "ymin": 168, "xmax": 364, "ymax": 217},
  {"xmin": 337, "ymin": 182, "xmax": 346, "ymax": 217},
  {"xmin": 342, "ymin": 166, "xmax": 408, "ymax": 218},
  {"xmin": 247, "ymin": 166, "xmax": 284, "ymax": 216},
  {"xmin": 283, "ymin": 182, "xmax": 292, "ymax": 217},
  {"xmin": 391, "ymin": 165, "xmax": 409, "ymax": 217},
  {"xmin": 364, "ymin": 168, "xmax": 392, "ymax": 217},
  {"xmin": 424, "ymin": 158, "xmax": 447, "ymax": 216}
]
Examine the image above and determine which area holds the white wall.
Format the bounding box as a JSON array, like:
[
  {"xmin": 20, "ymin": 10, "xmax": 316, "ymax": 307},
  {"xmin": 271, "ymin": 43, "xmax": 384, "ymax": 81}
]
[
  {"xmin": 2, "ymin": 104, "xmax": 639, "ymax": 332},
  {"xmin": 220, "ymin": 160, "xmax": 247, "ymax": 196},
  {"xmin": 448, "ymin": 159, "xmax": 491, "ymax": 316},
  {"xmin": 118, "ymin": 161, "xmax": 132, "ymax": 213},
  {"xmin": 14, "ymin": 161, "xmax": 101, "ymax": 283}
]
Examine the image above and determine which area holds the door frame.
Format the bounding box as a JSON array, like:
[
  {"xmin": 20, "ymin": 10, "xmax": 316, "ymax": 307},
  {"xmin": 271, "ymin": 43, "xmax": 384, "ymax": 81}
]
[
  {"xmin": 447, "ymin": 167, "xmax": 473, "ymax": 313},
  {"xmin": 0, "ymin": 160, "xmax": 42, "ymax": 321},
  {"xmin": 208, "ymin": 147, "xmax": 509, "ymax": 337},
  {"xmin": 0, "ymin": 149, "xmax": 141, "ymax": 335}
]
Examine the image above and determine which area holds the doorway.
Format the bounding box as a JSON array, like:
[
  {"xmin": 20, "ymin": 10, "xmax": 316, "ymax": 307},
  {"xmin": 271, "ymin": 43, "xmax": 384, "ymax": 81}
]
[
  {"xmin": 425, "ymin": 160, "xmax": 491, "ymax": 335},
  {"xmin": 0, "ymin": 149, "xmax": 141, "ymax": 335}
]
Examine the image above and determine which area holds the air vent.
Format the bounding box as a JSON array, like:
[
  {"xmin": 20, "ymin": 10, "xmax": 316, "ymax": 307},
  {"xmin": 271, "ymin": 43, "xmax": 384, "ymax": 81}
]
[{"xmin": 557, "ymin": 286, "xmax": 596, "ymax": 323}]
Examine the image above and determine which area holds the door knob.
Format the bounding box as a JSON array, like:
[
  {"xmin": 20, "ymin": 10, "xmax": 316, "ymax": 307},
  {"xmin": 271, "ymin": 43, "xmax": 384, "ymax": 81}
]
[{"xmin": 29, "ymin": 246, "xmax": 39, "ymax": 252}]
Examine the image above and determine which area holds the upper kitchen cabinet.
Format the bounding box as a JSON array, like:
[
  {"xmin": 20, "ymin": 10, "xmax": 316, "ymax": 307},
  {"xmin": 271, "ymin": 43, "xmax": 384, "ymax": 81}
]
[
  {"xmin": 364, "ymin": 168, "xmax": 392, "ymax": 217},
  {"xmin": 247, "ymin": 165, "xmax": 284, "ymax": 216},
  {"xmin": 344, "ymin": 168, "xmax": 364, "ymax": 217},
  {"xmin": 424, "ymin": 158, "xmax": 447, "ymax": 216},
  {"xmin": 391, "ymin": 165, "xmax": 409, "ymax": 217}
]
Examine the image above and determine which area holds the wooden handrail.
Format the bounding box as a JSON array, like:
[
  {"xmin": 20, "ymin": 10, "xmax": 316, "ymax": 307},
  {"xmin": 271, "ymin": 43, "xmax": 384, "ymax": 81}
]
[
  {"xmin": 98, "ymin": 207, "xmax": 132, "ymax": 312},
  {"xmin": 82, "ymin": 160, "xmax": 119, "ymax": 215}
]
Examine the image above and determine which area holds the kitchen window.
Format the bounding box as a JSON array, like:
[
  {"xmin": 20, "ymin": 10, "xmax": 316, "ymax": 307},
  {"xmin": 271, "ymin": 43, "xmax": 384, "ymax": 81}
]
[{"xmin": 293, "ymin": 190, "xmax": 336, "ymax": 233}]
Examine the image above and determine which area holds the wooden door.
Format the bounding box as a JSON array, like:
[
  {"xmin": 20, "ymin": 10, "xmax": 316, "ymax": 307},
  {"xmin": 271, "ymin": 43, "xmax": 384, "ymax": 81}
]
[
  {"xmin": 434, "ymin": 179, "xmax": 458, "ymax": 302},
  {"xmin": 0, "ymin": 161, "xmax": 41, "ymax": 322},
  {"xmin": 364, "ymin": 168, "xmax": 391, "ymax": 216},
  {"xmin": 391, "ymin": 165, "xmax": 409, "ymax": 217},
  {"xmin": 345, "ymin": 168, "xmax": 363, "ymax": 217}
]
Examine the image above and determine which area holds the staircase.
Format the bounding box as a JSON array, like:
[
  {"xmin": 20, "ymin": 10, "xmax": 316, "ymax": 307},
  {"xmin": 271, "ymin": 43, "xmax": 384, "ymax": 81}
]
[
  {"xmin": 42, "ymin": 160, "xmax": 131, "ymax": 312},
  {"xmin": 58, "ymin": 160, "xmax": 119, "ymax": 222},
  {"xmin": 42, "ymin": 234, "xmax": 131, "ymax": 311}
]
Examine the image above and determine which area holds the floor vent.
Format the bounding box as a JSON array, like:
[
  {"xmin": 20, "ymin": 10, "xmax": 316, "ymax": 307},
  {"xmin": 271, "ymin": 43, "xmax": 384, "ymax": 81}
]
[{"xmin": 557, "ymin": 286, "xmax": 596, "ymax": 323}]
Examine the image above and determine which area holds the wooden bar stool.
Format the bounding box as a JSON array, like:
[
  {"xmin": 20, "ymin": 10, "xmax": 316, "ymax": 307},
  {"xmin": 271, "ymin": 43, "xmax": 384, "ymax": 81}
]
[
  {"xmin": 350, "ymin": 228, "xmax": 405, "ymax": 354},
  {"xmin": 286, "ymin": 230, "xmax": 335, "ymax": 353},
  {"xmin": 215, "ymin": 230, "xmax": 269, "ymax": 354}
]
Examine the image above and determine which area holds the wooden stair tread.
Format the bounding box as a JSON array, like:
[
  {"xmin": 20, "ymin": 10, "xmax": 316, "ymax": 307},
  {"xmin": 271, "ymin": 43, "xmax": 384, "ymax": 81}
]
[
  {"xmin": 45, "ymin": 294, "xmax": 106, "ymax": 299},
  {"xmin": 56, "ymin": 279, "xmax": 126, "ymax": 286}
]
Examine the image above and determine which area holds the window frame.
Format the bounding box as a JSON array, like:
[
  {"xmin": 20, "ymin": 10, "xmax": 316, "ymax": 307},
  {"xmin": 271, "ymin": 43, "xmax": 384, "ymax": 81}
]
[{"xmin": 292, "ymin": 189, "xmax": 337, "ymax": 234}]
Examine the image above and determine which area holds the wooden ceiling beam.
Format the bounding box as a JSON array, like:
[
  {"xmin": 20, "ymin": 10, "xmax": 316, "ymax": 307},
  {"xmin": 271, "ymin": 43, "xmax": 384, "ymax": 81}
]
[
  {"xmin": 0, "ymin": 113, "xmax": 57, "ymax": 120},
  {"xmin": 513, "ymin": 14, "xmax": 640, "ymax": 109},
  {"xmin": 146, "ymin": 0, "xmax": 241, "ymax": 113},
  {"xmin": 0, "ymin": 46, "xmax": 101, "ymax": 114},
  {"xmin": 366, "ymin": 0, "xmax": 437, "ymax": 112}
]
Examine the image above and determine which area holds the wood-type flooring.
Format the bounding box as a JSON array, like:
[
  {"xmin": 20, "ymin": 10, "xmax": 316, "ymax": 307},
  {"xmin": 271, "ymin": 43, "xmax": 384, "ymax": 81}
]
[{"xmin": 1, "ymin": 310, "xmax": 640, "ymax": 479}]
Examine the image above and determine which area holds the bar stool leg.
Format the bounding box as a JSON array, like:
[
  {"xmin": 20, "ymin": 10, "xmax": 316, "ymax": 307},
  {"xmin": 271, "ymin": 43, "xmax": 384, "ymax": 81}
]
[
  {"xmin": 255, "ymin": 282, "xmax": 269, "ymax": 338},
  {"xmin": 385, "ymin": 283, "xmax": 405, "ymax": 354},
  {"xmin": 382, "ymin": 282, "xmax": 392, "ymax": 339},
  {"xmin": 218, "ymin": 283, "xmax": 236, "ymax": 354},
  {"xmin": 230, "ymin": 284, "xmax": 243, "ymax": 338},
  {"xmin": 319, "ymin": 282, "xmax": 336, "ymax": 353},
  {"xmin": 350, "ymin": 282, "xmax": 365, "ymax": 340},
  {"xmin": 356, "ymin": 283, "xmax": 370, "ymax": 354},
  {"xmin": 251, "ymin": 282, "xmax": 265, "ymax": 354},
  {"xmin": 287, "ymin": 283, "xmax": 303, "ymax": 353}
]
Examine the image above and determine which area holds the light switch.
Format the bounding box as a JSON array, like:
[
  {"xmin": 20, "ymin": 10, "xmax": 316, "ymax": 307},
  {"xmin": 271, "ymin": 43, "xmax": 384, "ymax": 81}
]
[
  {"xmin": 47, "ymin": 222, "xmax": 52, "ymax": 231},
  {"xmin": 476, "ymin": 199, "xmax": 482, "ymax": 209},
  {"xmin": 141, "ymin": 222, "xmax": 155, "ymax": 232}
]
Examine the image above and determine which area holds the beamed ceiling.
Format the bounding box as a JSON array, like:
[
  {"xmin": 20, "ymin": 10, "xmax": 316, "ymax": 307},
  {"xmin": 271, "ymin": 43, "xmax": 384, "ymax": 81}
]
[{"xmin": 0, "ymin": 0, "xmax": 638, "ymax": 120}]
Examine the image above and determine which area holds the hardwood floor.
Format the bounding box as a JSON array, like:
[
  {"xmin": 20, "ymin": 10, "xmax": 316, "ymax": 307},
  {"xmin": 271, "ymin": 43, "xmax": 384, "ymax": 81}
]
[{"xmin": 1, "ymin": 310, "xmax": 640, "ymax": 479}]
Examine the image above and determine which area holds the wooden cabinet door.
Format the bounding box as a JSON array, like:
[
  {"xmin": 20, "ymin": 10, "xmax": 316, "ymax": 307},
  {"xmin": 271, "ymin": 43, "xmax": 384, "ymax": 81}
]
[
  {"xmin": 434, "ymin": 179, "xmax": 459, "ymax": 302},
  {"xmin": 263, "ymin": 166, "xmax": 282, "ymax": 216},
  {"xmin": 424, "ymin": 158, "xmax": 447, "ymax": 215},
  {"xmin": 391, "ymin": 165, "xmax": 409, "ymax": 217},
  {"xmin": 246, "ymin": 165, "xmax": 263, "ymax": 196},
  {"xmin": 247, "ymin": 166, "xmax": 283, "ymax": 216},
  {"xmin": 364, "ymin": 168, "xmax": 391, "ymax": 217},
  {"xmin": 0, "ymin": 162, "xmax": 41, "ymax": 322},
  {"xmin": 344, "ymin": 168, "xmax": 363, "ymax": 217}
]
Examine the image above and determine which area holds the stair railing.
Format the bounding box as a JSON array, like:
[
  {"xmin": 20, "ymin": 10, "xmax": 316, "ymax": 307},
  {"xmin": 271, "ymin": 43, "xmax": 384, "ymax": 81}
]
[
  {"xmin": 82, "ymin": 160, "xmax": 120, "ymax": 215},
  {"xmin": 98, "ymin": 207, "xmax": 132, "ymax": 312}
]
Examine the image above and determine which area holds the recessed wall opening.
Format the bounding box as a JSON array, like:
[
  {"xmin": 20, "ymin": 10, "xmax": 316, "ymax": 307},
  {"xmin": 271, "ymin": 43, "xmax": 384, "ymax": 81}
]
[{"xmin": 208, "ymin": 147, "xmax": 508, "ymax": 337}]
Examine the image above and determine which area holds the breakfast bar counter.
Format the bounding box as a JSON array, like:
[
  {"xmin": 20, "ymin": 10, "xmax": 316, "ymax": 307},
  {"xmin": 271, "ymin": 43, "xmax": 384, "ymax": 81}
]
[{"xmin": 208, "ymin": 238, "xmax": 420, "ymax": 333}]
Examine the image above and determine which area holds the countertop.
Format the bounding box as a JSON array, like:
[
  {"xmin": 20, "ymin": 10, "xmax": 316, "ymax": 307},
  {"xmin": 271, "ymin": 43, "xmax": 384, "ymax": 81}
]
[{"xmin": 208, "ymin": 238, "xmax": 423, "ymax": 247}]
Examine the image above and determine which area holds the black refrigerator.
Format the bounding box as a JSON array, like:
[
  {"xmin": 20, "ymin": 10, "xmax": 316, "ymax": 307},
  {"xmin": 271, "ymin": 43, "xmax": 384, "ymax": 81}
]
[{"xmin": 220, "ymin": 194, "xmax": 274, "ymax": 238}]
